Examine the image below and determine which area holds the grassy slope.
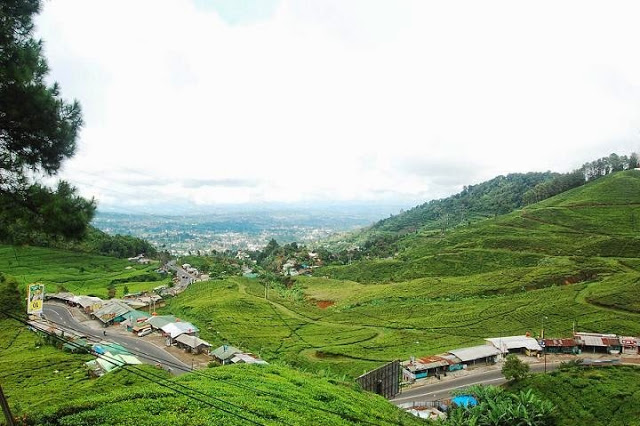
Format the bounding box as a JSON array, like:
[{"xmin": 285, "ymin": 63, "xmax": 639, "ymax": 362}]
[
  {"xmin": 0, "ymin": 245, "xmax": 170, "ymax": 298},
  {"xmin": 0, "ymin": 316, "xmax": 419, "ymax": 425},
  {"xmin": 161, "ymin": 171, "xmax": 640, "ymax": 377},
  {"xmin": 508, "ymin": 365, "xmax": 640, "ymax": 426}
]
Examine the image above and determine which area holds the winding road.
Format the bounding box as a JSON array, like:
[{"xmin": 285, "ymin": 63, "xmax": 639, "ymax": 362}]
[{"xmin": 43, "ymin": 303, "xmax": 191, "ymax": 375}]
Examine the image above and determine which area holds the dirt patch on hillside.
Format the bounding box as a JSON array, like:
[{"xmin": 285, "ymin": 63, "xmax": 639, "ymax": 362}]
[{"xmin": 316, "ymin": 300, "xmax": 335, "ymax": 309}]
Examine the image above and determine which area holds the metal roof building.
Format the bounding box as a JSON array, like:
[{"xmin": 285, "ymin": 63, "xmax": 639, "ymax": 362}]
[
  {"xmin": 211, "ymin": 345, "xmax": 242, "ymax": 364},
  {"xmin": 145, "ymin": 315, "xmax": 177, "ymax": 329},
  {"xmin": 175, "ymin": 334, "xmax": 212, "ymax": 354},
  {"xmin": 230, "ymin": 353, "xmax": 268, "ymax": 365},
  {"xmin": 448, "ymin": 345, "xmax": 501, "ymax": 363},
  {"xmin": 73, "ymin": 295, "xmax": 104, "ymax": 311},
  {"xmin": 575, "ymin": 332, "xmax": 622, "ymax": 354},
  {"xmin": 161, "ymin": 321, "xmax": 198, "ymax": 339},
  {"xmin": 92, "ymin": 301, "xmax": 132, "ymax": 324},
  {"xmin": 485, "ymin": 336, "xmax": 543, "ymax": 354}
]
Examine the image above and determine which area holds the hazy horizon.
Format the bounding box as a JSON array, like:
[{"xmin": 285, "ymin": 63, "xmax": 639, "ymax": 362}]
[{"xmin": 36, "ymin": 0, "xmax": 640, "ymax": 211}]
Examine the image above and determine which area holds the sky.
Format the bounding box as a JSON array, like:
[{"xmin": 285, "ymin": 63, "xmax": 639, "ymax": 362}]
[{"xmin": 35, "ymin": 0, "xmax": 640, "ymax": 214}]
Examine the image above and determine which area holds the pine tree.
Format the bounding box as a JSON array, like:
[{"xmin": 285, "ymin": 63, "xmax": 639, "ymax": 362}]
[{"xmin": 0, "ymin": 0, "xmax": 95, "ymax": 243}]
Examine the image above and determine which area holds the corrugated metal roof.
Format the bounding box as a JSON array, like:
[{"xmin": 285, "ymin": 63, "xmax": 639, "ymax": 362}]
[
  {"xmin": 575, "ymin": 335, "xmax": 606, "ymax": 347},
  {"xmin": 160, "ymin": 322, "xmax": 198, "ymax": 338},
  {"xmin": 448, "ymin": 345, "xmax": 501, "ymax": 362},
  {"xmin": 230, "ymin": 353, "xmax": 268, "ymax": 365},
  {"xmin": 407, "ymin": 356, "xmax": 449, "ymax": 371},
  {"xmin": 145, "ymin": 315, "xmax": 177, "ymax": 329},
  {"xmin": 212, "ymin": 345, "xmax": 241, "ymax": 360},
  {"xmin": 544, "ymin": 338, "xmax": 577, "ymax": 347},
  {"xmin": 621, "ymin": 337, "xmax": 638, "ymax": 346},
  {"xmin": 93, "ymin": 301, "xmax": 132, "ymax": 322},
  {"xmin": 602, "ymin": 337, "xmax": 621, "ymax": 346},
  {"xmin": 175, "ymin": 334, "xmax": 211, "ymax": 348},
  {"xmin": 73, "ymin": 295, "xmax": 103, "ymax": 308},
  {"xmin": 485, "ymin": 336, "xmax": 543, "ymax": 352}
]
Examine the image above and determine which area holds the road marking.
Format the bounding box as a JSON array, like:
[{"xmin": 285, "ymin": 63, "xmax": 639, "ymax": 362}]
[{"xmin": 392, "ymin": 377, "xmax": 505, "ymax": 403}]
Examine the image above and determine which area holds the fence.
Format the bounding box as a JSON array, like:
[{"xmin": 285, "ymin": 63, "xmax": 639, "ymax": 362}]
[{"xmin": 356, "ymin": 360, "xmax": 401, "ymax": 399}]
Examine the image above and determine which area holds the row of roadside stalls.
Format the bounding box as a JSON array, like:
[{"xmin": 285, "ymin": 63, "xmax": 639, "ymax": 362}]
[
  {"xmin": 46, "ymin": 293, "xmax": 103, "ymax": 313},
  {"xmin": 573, "ymin": 332, "xmax": 627, "ymax": 354},
  {"xmin": 403, "ymin": 333, "xmax": 639, "ymax": 383},
  {"xmin": 402, "ymin": 336, "xmax": 543, "ymax": 382},
  {"xmin": 543, "ymin": 333, "xmax": 634, "ymax": 355},
  {"xmin": 402, "ymin": 344, "xmax": 504, "ymax": 382}
]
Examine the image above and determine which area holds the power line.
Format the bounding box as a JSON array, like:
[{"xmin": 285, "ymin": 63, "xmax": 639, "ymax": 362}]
[
  {"xmin": 29, "ymin": 312, "xmax": 391, "ymax": 426},
  {"xmin": 2, "ymin": 311, "xmax": 267, "ymax": 426}
]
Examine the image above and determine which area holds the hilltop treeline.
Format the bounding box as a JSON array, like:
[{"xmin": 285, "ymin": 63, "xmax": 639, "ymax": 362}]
[
  {"xmin": 372, "ymin": 172, "xmax": 556, "ymax": 234},
  {"xmin": 83, "ymin": 228, "xmax": 158, "ymax": 259},
  {"xmin": 523, "ymin": 152, "xmax": 639, "ymax": 204},
  {"xmin": 324, "ymin": 152, "xmax": 639, "ymax": 265}
]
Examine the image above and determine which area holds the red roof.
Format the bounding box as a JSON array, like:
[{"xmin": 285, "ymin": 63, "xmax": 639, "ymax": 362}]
[
  {"xmin": 544, "ymin": 338, "xmax": 576, "ymax": 347},
  {"xmin": 418, "ymin": 355, "xmax": 456, "ymax": 365},
  {"xmin": 602, "ymin": 337, "xmax": 621, "ymax": 346}
]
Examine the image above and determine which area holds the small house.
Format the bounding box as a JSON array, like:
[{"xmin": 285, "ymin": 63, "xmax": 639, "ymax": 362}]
[
  {"xmin": 175, "ymin": 334, "xmax": 212, "ymax": 355},
  {"xmin": 211, "ymin": 345, "xmax": 241, "ymax": 365},
  {"xmin": 160, "ymin": 321, "xmax": 198, "ymax": 344},
  {"xmin": 230, "ymin": 353, "xmax": 268, "ymax": 365},
  {"xmin": 402, "ymin": 355, "xmax": 459, "ymax": 381}
]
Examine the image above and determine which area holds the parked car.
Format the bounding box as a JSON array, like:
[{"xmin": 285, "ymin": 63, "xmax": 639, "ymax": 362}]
[{"xmin": 138, "ymin": 328, "xmax": 153, "ymax": 337}]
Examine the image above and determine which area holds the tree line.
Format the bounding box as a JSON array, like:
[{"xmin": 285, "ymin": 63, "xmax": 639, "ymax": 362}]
[{"xmin": 523, "ymin": 152, "xmax": 639, "ymax": 205}]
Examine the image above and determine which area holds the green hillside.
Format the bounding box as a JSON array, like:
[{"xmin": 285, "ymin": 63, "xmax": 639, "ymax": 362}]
[
  {"xmin": 0, "ymin": 245, "xmax": 170, "ymax": 298},
  {"xmin": 159, "ymin": 171, "xmax": 640, "ymax": 377},
  {"xmin": 2, "ymin": 170, "xmax": 640, "ymax": 423},
  {"xmin": 0, "ymin": 316, "xmax": 417, "ymax": 425},
  {"xmin": 508, "ymin": 365, "xmax": 640, "ymax": 426},
  {"xmin": 372, "ymin": 172, "xmax": 556, "ymax": 234}
]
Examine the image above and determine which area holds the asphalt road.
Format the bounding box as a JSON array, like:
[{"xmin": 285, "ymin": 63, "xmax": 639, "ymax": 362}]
[
  {"xmin": 391, "ymin": 362, "xmax": 559, "ymax": 404},
  {"xmin": 166, "ymin": 260, "xmax": 196, "ymax": 289},
  {"xmin": 43, "ymin": 303, "xmax": 191, "ymax": 375}
]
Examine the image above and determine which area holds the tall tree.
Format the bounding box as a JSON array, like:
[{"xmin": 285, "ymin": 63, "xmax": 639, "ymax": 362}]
[
  {"xmin": 502, "ymin": 354, "xmax": 530, "ymax": 382},
  {"xmin": 0, "ymin": 0, "xmax": 95, "ymax": 242}
]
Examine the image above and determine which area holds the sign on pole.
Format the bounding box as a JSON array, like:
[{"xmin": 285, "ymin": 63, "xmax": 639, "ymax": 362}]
[{"xmin": 27, "ymin": 283, "xmax": 45, "ymax": 314}]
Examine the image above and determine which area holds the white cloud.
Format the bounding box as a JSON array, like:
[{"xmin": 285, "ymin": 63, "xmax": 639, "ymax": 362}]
[{"xmin": 35, "ymin": 0, "xmax": 640, "ymax": 211}]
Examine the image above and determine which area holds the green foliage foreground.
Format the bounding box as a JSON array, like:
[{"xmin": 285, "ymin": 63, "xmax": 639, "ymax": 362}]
[
  {"xmin": 508, "ymin": 365, "xmax": 640, "ymax": 426},
  {"xmin": 446, "ymin": 385, "xmax": 555, "ymax": 426}
]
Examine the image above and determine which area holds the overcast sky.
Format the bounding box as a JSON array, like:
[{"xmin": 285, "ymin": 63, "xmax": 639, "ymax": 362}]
[{"xmin": 35, "ymin": 0, "xmax": 640, "ymax": 213}]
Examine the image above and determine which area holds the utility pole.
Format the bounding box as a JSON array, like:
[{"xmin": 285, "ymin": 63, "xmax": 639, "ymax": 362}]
[
  {"xmin": 542, "ymin": 316, "xmax": 548, "ymax": 374},
  {"xmin": 0, "ymin": 383, "xmax": 16, "ymax": 426}
]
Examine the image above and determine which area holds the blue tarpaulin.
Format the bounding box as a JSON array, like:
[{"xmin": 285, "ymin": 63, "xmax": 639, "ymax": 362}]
[{"xmin": 452, "ymin": 395, "xmax": 478, "ymax": 407}]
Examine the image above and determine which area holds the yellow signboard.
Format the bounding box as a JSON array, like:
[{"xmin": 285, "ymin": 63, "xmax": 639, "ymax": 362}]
[{"xmin": 27, "ymin": 283, "xmax": 44, "ymax": 314}]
